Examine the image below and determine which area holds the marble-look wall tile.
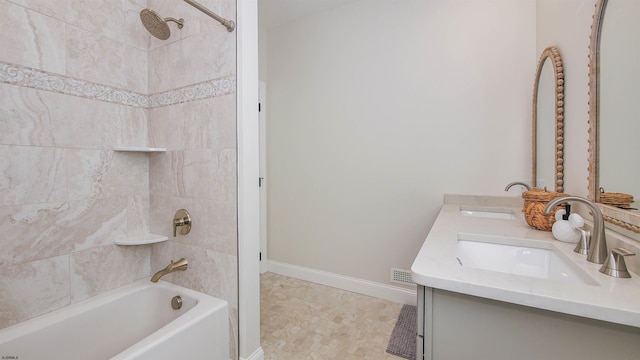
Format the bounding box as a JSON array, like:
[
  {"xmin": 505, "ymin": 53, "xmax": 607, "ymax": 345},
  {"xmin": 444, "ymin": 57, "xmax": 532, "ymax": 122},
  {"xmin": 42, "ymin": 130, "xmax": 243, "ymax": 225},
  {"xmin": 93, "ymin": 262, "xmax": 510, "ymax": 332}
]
[
  {"xmin": 149, "ymin": 152, "xmax": 174, "ymax": 197},
  {"xmin": 148, "ymin": 108, "xmax": 186, "ymax": 150},
  {"xmin": 127, "ymin": 195, "xmax": 150, "ymax": 237},
  {"xmin": 70, "ymin": 244, "xmax": 150, "ymax": 303},
  {"xmin": 0, "ymin": 1, "xmax": 66, "ymax": 74},
  {"xmin": 67, "ymin": 150, "xmax": 149, "ymax": 200},
  {"xmin": 148, "ymin": 25, "xmax": 235, "ymax": 93},
  {"xmin": 7, "ymin": 0, "xmax": 71, "ymax": 22},
  {"xmin": 67, "ymin": 150, "xmax": 115, "ymax": 200},
  {"xmin": 173, "ymin": 148, "xmax": 236, "ymax": 201},
  {"xmin": 0, "ymin": 83, "xmax": 56, "ymax": 146},
  {"xmin": 120, "ymin": 106, "xmax": 149, "ymax": 147},
  {"xmin": 148, "ymin": 193, "xmax": 177, "ymax": 239},
  {"xmin": 47, "ymin": 92, "xmax": 131, "ymax": 149},
  {"xmin": 202, "ymin": 94, "xmax": 236, "ymax": 150},
  {"xmin": 66, "ymin": 24, "xmax": 147, "ymax": 94},
  {"xmin": 0, "ymin": 255, "xmax": 70, "ymax": 328},
  {"xmin": 0, "ymin": 198, "xmax": 128, "ymax": 268},
  {"xmin": 0, "ymin": 145, "xmax": 67, "ymax": 205},
  {"xmin": 67, "ymin": 0, "xmax": 126, "ymax": 43},
  {"xmin": 60, "ymin": 0, "xmax": 146, "ymax": 51},
  {"xmin": 148, "ymin": 95, "xmax": 236, "ymax": 150},
  {"xmin": 0, "ymin": 84, "xmax": 137, "ymax": 149}
]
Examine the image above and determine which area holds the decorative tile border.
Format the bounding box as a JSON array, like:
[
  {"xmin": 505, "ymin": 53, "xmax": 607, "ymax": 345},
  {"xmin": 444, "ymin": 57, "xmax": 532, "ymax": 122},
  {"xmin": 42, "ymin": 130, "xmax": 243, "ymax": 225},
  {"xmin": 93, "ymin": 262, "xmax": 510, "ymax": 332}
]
[
  {"xmin": 149, "ymin": 76, "xmax": 236, "ymax": 108},
  {"xmin": 0, "ymin": 61, "xmax": 235, "ymax": 108}
]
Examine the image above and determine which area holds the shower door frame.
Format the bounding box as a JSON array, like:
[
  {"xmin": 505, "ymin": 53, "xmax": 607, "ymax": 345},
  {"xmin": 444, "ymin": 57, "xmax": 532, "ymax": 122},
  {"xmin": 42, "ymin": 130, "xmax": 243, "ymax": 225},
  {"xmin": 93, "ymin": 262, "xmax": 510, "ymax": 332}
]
[{"xmin": 237, "ymin": 1, "xmax": 262, "ymax": 359}]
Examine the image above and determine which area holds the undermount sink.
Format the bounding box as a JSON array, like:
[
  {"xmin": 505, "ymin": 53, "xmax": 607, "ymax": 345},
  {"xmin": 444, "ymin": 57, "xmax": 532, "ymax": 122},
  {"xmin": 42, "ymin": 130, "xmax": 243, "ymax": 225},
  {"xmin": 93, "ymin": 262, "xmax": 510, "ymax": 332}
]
[
  {"xmin": 460, "ymin": 207, "xmax": 519, "ymax": 220},
  {"xmin": 456, "ymin": 233, "xmax": 598, "ymax": 285}
]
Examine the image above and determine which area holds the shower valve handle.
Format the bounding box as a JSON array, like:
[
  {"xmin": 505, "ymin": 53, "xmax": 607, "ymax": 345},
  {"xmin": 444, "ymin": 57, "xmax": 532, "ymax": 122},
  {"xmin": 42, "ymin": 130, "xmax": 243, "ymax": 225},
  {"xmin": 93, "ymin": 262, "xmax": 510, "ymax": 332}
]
[{"xmin": 173, "ymin": 209, "xmax": 192, "ymax": 237}]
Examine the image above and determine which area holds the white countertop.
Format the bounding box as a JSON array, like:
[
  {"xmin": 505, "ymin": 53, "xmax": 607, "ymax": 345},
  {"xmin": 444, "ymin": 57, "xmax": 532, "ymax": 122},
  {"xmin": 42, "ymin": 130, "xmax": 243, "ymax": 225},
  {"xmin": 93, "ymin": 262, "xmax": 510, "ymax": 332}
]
[{"xmin": 411, "ymin": 195, "xmax": 640, "ymax": 328}]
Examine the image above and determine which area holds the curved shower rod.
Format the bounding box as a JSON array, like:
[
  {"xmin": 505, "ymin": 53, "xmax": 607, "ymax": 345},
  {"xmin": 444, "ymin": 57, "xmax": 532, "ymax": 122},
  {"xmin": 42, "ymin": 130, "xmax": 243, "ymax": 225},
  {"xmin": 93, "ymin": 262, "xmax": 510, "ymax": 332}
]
[{"xmin": 183, "ymin": 0, "xmax": 235, "ymax": 32}]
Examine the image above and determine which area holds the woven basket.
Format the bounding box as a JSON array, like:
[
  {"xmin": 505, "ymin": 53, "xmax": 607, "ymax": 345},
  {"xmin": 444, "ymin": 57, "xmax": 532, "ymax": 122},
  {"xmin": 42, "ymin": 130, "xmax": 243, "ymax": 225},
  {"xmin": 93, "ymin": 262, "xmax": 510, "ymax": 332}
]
[
  {"xmin": 522, "ymin": 188, "xmax": 568, "ymax": 231},
  {"xmin": 599, "ymin": 189, "xmax": 634, "ymax": 208}
]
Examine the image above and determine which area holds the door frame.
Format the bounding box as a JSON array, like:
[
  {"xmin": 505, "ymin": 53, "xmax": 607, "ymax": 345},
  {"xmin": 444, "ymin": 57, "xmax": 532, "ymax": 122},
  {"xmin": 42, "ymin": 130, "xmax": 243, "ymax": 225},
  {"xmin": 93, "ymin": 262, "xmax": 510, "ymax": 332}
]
[{"xmin": 259, "ymin": 81, "xmax": 268, "ymax": 274}]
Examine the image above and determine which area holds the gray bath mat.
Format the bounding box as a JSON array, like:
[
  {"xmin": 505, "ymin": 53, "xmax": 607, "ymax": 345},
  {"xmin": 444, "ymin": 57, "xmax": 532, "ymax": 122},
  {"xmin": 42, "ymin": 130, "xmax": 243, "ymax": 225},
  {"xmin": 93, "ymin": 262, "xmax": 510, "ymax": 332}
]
[{"xmin": 386, "ymin": 304, "xmax": 417, "ymax": 359}]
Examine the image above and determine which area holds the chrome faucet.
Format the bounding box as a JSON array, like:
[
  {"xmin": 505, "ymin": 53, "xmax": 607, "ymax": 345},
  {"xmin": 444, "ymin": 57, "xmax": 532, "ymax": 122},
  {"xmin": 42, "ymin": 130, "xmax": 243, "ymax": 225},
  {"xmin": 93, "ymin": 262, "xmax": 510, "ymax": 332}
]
[
  {"xmin": 544, "ymin": 196, "xmax": 608, "ymax": 264},
  {"xmin": 151, "ymin": 258, "xmax": 188, "ymax": 282},
  {"xmin": 504, "ymin": 181, "xmax": 532, "ymax": 192}
]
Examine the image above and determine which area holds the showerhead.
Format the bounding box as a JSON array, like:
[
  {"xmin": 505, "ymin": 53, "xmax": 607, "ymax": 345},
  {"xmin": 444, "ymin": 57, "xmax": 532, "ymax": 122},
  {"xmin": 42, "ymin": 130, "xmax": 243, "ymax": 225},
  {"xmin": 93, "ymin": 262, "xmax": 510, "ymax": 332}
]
[{"xmin": 140, "ymin": 8, "xmax": 184, "ymax": 40}]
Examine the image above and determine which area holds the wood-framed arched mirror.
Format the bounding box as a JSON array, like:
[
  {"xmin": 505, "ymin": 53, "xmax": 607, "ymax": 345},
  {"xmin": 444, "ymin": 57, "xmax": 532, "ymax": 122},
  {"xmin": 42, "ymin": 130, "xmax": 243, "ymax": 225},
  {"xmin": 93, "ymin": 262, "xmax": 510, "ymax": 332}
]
[
  {"xmin": 588, "ymin": 0, "xmax": 640, "ymax": 233},
  {"xmin": 532, "ymin": 46, "xmax": 565, "ymax": 193}
]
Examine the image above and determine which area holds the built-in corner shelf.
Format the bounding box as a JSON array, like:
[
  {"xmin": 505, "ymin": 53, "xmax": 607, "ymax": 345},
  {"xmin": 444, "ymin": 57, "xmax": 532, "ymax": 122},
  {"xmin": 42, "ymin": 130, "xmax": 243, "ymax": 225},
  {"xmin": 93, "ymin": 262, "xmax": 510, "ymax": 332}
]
[
  {"xmin": 114, "ymin": 233, "xmax": 168, "ymax": 246},
  {"xmin": 113, "ymin": 147, "xmax": 167, "ymax": 152}
]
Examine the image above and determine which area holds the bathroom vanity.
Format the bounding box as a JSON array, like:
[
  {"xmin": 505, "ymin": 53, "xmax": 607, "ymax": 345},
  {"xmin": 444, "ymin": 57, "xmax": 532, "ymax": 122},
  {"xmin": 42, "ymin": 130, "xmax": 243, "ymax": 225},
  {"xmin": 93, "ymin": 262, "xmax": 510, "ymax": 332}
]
[{"xmin": 411, "ymin": 195, "xmax": 640, "ymax": 360}]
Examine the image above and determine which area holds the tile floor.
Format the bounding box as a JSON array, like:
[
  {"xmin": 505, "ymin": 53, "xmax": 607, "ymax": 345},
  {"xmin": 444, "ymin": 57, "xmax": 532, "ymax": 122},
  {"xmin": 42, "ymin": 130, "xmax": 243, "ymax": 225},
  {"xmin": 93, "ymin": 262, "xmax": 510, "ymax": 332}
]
[{"xmin": 260, "ymin": 272, "xmax": 406, "ymax": 360}]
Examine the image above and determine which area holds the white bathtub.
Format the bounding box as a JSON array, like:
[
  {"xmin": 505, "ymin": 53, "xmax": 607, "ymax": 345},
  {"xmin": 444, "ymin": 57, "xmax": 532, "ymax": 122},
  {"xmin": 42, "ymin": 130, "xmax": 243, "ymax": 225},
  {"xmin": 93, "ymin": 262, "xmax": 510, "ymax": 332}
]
[{"xmin": 0, "ymin": 279, "xmax": 229, "ymax": 360}]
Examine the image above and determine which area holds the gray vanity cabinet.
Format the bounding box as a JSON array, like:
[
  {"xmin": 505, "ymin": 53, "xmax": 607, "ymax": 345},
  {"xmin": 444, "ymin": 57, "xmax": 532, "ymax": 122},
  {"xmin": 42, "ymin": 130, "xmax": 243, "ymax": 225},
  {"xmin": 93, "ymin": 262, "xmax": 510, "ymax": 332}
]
[{"xmin": 416, "ymin": 285, "xmax": 640, "ymax": 360}]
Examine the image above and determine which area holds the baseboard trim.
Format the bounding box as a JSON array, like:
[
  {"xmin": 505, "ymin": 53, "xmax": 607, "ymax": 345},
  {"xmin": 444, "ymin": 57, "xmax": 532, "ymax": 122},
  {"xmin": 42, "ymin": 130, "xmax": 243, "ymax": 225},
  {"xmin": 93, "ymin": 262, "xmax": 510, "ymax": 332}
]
[
  {"xmin": 240, "ymin": 346, "xmax": 264, "ymax": 360},
  {"xmin": 267, "ymin": 260, "xmax": 416, "ymax": 305}
]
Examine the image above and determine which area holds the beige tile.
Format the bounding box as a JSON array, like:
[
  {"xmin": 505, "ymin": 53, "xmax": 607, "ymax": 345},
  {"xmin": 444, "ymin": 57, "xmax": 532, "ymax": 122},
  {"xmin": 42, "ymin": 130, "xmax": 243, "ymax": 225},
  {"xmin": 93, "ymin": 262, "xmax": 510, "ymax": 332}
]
[
  {"xmin": 7, "ymin": 0, "xmax": 71, "ymax": 22},
  {"xmin": 0, "ymin": 145, "xmax": 68, "ymax": 205},
  {"xmin": 70, "ymin": 244, "xmax": 150, "ymax": 303},
  {"xmin": 66, "ymin": 149, "xmax": 149, "ymax": 200},
  {"xmin": 148, "ymin": 27, "xmax": 234, "ymax": 93},
  {"xmin": 0, "ymin": 83, "xmax": 56, "ymax": 147},
  {"xmin": 261, "ymin": 273, "xmax": 405, "ymax": 360},
  {"xmin": 0, "ymin": 84, "xmax": 132, "ymax": 149},
  {"xmin": 181, "ymin": 95, "xmax": 237, "ymax": 150},
  {"xmin": 148, "ymin": 152, "xmax": 174, "ymax": 201},
  {"xmin": 66, "ymin": 24, "xmax": 147, "ymax": 93},
  {"xmin": 148, "ymin": 106, "xmax": 188, "ymax": 150},
  {"xmin": 67, "ymin": 0, "xmax": 127, "ymax": 40},
  {"xmin": 0, "ymin": 255, "xmax": 70, "ymax": 328},
  {"xmin": 0, "ymin": 1, "xmax": 66, "ymax": 73},
  {"xmin": 127, "ymin": 195, "xmax": 150, "ymax": 238},
  {"xmin": 42, "ymin": 91, "xmax": 123, "ymax": 149},
  {"xmin": 172, "ymin": 148, "xmax": 236, "ymax": 201},
  {"xmin": 0, "ymin": 198, "xmax": 128, "ymax": 267},
  {"xmin": 119, "ymin": 106, "xmax": 149, "ymax": 147},
  {"xmin": 148, "ymin": 95, "xmax": 236, "ymax": 151},
  {"xmin": 66, "ymin": 0, "xmax": 148, "ymax": 50}
]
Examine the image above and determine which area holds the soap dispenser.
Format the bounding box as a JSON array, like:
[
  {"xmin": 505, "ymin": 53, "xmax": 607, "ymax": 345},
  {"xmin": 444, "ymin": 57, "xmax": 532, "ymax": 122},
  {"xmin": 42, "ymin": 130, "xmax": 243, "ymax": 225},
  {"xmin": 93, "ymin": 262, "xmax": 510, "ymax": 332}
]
[{"xmin": 552, "ymin": 205, "xmax": 581, "ymax": 243}]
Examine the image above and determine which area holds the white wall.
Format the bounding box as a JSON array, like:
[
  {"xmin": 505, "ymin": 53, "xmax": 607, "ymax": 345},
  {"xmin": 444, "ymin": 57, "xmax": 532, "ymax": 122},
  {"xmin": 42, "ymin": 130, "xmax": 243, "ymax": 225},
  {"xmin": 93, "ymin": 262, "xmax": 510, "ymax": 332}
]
[{"xmin": 264, "ymin": 0, "xmax": 536, "ymax": 285}]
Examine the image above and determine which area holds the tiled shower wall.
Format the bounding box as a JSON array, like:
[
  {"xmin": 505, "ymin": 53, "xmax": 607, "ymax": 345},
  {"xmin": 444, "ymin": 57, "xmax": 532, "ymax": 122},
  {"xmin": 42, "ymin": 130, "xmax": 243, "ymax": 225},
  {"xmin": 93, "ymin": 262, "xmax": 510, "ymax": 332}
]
[{"xmin": 0, "ymin": 0, "xmax": 238, "ymax": 354}]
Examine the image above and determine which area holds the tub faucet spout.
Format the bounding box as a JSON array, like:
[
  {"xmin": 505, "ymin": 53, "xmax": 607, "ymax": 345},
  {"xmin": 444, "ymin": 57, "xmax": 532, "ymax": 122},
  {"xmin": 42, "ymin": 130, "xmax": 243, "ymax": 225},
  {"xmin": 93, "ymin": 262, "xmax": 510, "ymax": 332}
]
[
  {"xmin": 544, "ymin": 196, "xmax": 608, "ymax": 264},
  {"xmin": 151, "ymin": 258, "xmax": 188, "ymax": 282}
]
